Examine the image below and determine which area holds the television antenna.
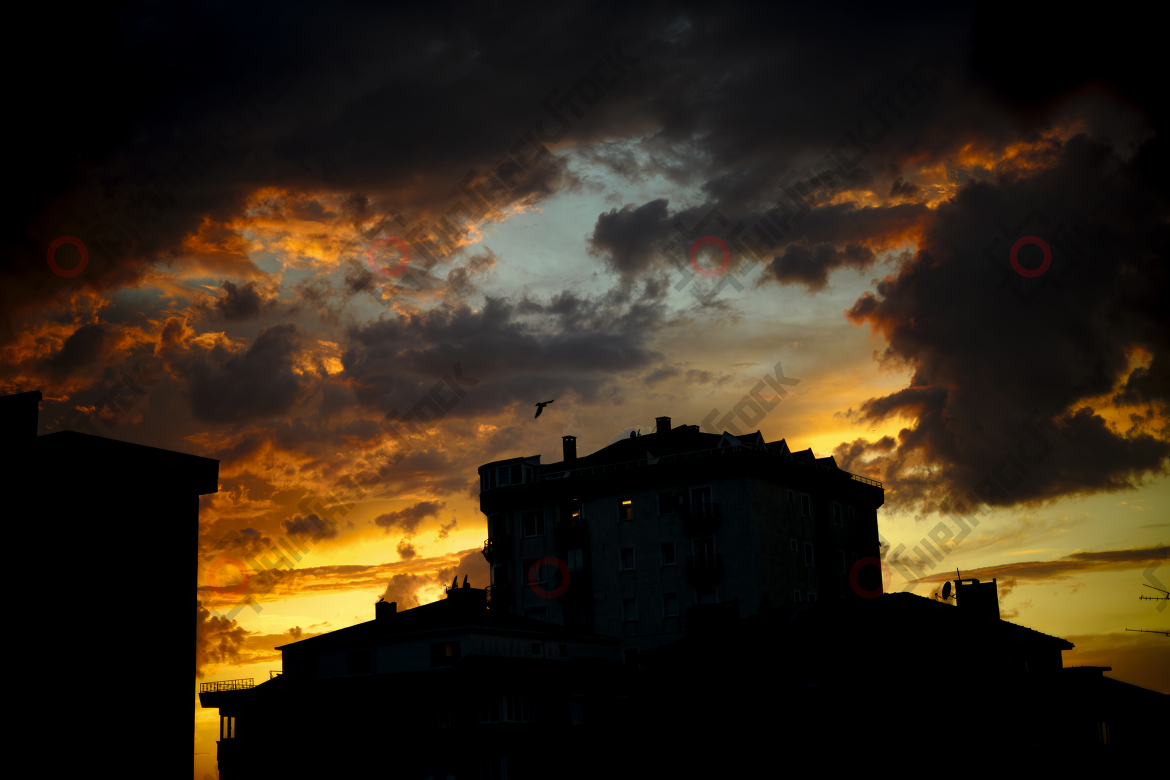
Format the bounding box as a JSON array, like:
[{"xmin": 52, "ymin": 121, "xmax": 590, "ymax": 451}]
[
  {"xmin": 1124, "ymin": 627, "xmax": 1169, "ymax": 636},
  {"xmin": 1138, "ymin": 583, "xmax": 1168, "ymax": 602}
]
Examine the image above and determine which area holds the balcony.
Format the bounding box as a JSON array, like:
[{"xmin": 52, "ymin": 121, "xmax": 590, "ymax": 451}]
[
  {"xmin": 685, "ymin": 554, "xmax": 724, "ymax": 589},
  {"xmin": 555, "ymin": 519, "xmax": 588, "ymax": 546},
  {"xmin": 199, "ymin": 678, "xmax": 254, "ymax": 693},
  {"xmin": 680, "ymin": 503, "xmax": 721, "ymax": 536},
  {"xmin": 486, "ymin": 584, "xmax": 513, "ymax": 610},
  {"xmin": 482, "ymin": 535, "xmax": 512, "ymax": 563}
]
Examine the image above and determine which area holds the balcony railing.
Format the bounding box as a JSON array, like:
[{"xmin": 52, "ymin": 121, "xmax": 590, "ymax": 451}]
[
  {"xmin": 482, "ymin": 535, "xmax": 512, "ymax": 562},
  {"xmin": 269, "ymin": 671, "xmax": 282, "ymax": 679},
  {"xmin": 680, "ymin": 503, "xmax": 721, "ymax": 536},
  {"xmin": 200, "ymin": 678, "xmax": 254, "ymax": 693},
  {"xmin": 685, "ymin": 554, "xmax": 724, "ymax": 589}
]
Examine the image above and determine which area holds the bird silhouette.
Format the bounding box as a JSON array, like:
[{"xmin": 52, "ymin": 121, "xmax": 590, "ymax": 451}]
[{"xmin": 534, "ymin": 400, "xmax": 555, "ymax": 418}]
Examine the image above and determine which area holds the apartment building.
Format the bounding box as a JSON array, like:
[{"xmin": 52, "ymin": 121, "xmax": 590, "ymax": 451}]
[
  {"xmin": 478, "ymin": 416, "xmax": 885, "ymax": 661},
  {"xmin": 201, "ymin": 583, "xmax": 630, "ymax": 779}
]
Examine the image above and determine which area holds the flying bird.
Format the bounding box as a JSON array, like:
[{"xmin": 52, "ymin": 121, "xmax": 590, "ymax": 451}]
[{"xmin": 534, "ymin": 400, "xmax": 555, "ymax": 418}]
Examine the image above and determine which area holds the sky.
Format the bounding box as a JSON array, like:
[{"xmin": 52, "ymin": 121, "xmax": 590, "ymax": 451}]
[{"xmin": 2, "ymin": 2, "xmax": 1167, "ymax": 775}]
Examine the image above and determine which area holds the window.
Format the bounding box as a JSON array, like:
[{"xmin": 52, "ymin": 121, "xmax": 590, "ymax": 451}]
[
  {"xmin": 488, "ymin": 469, "xmax": 497, "ymax": 489},
  {"xmin": 430, "ymin": 641, "xmax": 461, "ymax": 667},
  {"xmin": 510, "ymin": 464, "xmax": 522, "ymax": 484},
  {"xmin": 804, "ymin": 543, "xmax": 815, "ymax": 567},
  {"xmin": 619, "ymin": 499, "xmax": 633, "ymax": 521},
  {"xmin": 623, "ymin": 647, "xmax": 639, "ymax": 666},
  {"xmin": 698, "ymin": 589, "xmax": 718, "ymax": 605},
  {"xmin": 848, "ymin": 506, "xmax": 856, "ymax": 521},
  {"xmin": 787, "ymin": 490, "xmax": 795, "ymax": 505},
  {"xmin": 622, "ymin": 598, "xmax": 638, "ymax": 622},
  {"xmin": 492, "ymin": 561, "xmax": 512, "ymax": 585},
  {"xmin": 522, "ymin": 511, "xmax": 544, "ymax": 537},
  {"xmin": 691, "ymin": 486, "xmax": 711, "ymax": 504},
  {"xmin": 793, "ymin": 589, "xmax": 801, "ymax": 602},
  {"xmin": 481, "ymin": 694, "xmax": 528, "ymax": 723},
  {"xmin": 694, "ymin": 536, "xmax": 715, "ymax": 562},
  {"xmin": 570, "ymin": 699, "xmax": 585, "ymax": 726},
  {"xmin": 523, "ymin": 559, "xmax": 546, "ymax": 585},
  {"xmin": 530, "ymin": 642, "xmax": 542, "ymax": 656},
  {"xmin": 489, "ymin": 512, "xmax": 507, "ymax": 537},
  {"xmin": 658, "ymin": 492, "xmax": 673, "ymax": 515},
  {"xmin": 661, "ymin": 541, "xmax": 676, "ymax": 566},
  {"xmin": 347, "ymin": 649, "xmax": 371, "ymax": 675},
  {"xmin": 663, "ymin": 592, "xmax": 679, "ymax": 617},
  {"xmin": 837, "ymin": 550, "xmax": 847, "ymax": 574},
  {"xmin": 559, "ymin": 643, "xmax": 568, "ymax": 659},
  {"xmin": 801, "ymin": 494, "xmax": 811, "ymax": 518},
  {"xmin": 498, "ymin": 466, "xmax": 510, "ymax": 486},
  {"xmin": 832, "ymin": 503, "xmax": 842, "ymax": 525},
  {"xmin": 567, "ymin": 547, "xmax": 584, "ymax": 571},
  {"xmin": 807, "ymin": 592, "xmax": 817, "ymax": 602},
  {"xmin": 524, "ymin": 607, "xmax": 547, "ymax": 622},
  {"xmin": 620, "ymin": 547, "xmax": 636, "ymax": 571},
  {"xmin": 789, "ymin": 539, "xmax": 798, "ymax": 553}
]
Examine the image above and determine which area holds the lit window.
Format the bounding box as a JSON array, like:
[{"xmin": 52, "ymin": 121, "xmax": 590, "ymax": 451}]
[
  {"xmin": 430, "ymin": 641, "xmax": 461, "ymax": 667},
  {"xmin": 620, "ymin": 547, "xmax": 635, "ymax": 570},
  {"xmin": 663, "ymin": 592, "xmax": 679, "ymax": 617},
  {"xmin": 622, "ymin": 598, "xmax": 638, "ymax": 622},
  {"xmin": 619, "ymin": 499, "xmax": 633, "ymax": 521}
]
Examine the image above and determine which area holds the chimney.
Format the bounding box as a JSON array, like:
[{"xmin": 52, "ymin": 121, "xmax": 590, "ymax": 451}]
[
  {"xmin": 563, "ymin": 435, "xmax": 577, "ymax": 461},
  {"xmin": 0, "ymin": 390, "xmax": 42, "ymax": 444},
  {"xmin": 656, "ymin": 416, "xmax": 671, "ymax": 435},
  {"xmin": 376, "ymin": 599, "xmax": 397, "ymax": 621}
]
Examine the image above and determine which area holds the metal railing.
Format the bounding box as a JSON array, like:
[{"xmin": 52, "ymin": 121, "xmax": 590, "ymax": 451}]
[
  {"xmin": 199, "ymin": 678, "xmax": 254, "ymax": 693},
  {"xmin": 535, "ymin": 442, "xmax": 882, "ymax": 488},
  {"xmin": 482, "ymin": 535, "xmax": 512, "ymax": 561},
  {"xmin": 269, "ymin": 670, "xmax": 282, "ymax": 679}
]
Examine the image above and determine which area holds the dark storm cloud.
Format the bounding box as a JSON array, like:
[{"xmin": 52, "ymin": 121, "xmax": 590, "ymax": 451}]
[
  {"xmin": 38, "ymin": 323, "xmax": 117, "ymax": 381},
  {"xmin": 835, "ymin": 133, "xmax": 1170, "ymax": 511},
  {"xmin": 182, "ymin": 322, "xmax": 311, "ymax": 424},
  {"xmin": 212, "ymin": 280, "xmax": 271, "ymax": 321},
  {"xmin": 341, "ymin": 294, "xmax": 666, "ymax": 422}
]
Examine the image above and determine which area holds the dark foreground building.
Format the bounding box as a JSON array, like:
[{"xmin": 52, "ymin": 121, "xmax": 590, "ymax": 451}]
[
  {"xmin": 1, "ymin": 390, "xmax": 220, "ymax": 774},
  {"xmin": 200, "ymin": 583, "xmax": 632, "ymax": 779},
  {"xmin": 477, "ymin": 416, "xmax": 886, "ymax": 661},
  {"xmin": 636, "ymin": 575, "xmax": 1167, "ymax": 772}
]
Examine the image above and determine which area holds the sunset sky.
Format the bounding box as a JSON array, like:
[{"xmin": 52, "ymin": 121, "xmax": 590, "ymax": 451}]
[{"xmin": 2, "ymin": 3, "xmax": 1166, "ymax": 776}]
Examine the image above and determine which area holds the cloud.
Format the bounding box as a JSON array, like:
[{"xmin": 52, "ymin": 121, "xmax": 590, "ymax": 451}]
[
  {"xmin": 907, "ymin": 545, "xmax": 1168, "ymax": 587},
  {"xmin": 374, "ymin": 501, "xmax": 446, "ymax": 536},
  {"xmin": 196, "ymin": 599, "xmax": 248, "ymax": 679},
  {"xmin": 396, "ymin": 538, "xmax": 417, "ymax": 560},
  {"xmin": 212, "ymin": 280, "xmax": 272, "ymax": 321}
]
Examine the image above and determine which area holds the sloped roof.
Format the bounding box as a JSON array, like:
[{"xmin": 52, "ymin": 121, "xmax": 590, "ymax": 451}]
[{"xmin": 276, "ymin": 592, "xmax": 618, "ymax": 651}]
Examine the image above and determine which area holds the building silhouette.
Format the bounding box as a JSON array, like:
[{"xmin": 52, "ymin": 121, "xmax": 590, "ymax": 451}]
[
  {"xmin": 477, "ymin": 416, "xmax": 885, "ymax": 662},
  {"xmin": 1, "ymin": 390, "xmax": 220, "ymax": 771},
  {"xmin": 200, "ymin": 582, "xmax": 632, "ymax": 778}
]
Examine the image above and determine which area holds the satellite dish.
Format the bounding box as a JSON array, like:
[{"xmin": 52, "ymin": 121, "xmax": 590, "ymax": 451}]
[{"xmin": 942, "ymin": 581, "xmax": 952, "ymax": 601}]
